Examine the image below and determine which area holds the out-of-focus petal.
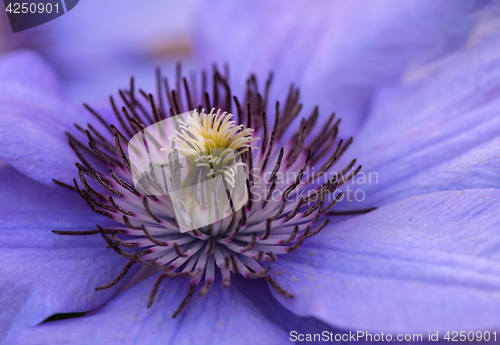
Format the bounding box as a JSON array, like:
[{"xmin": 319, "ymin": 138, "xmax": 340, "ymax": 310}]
[
  {"xmin": 339, "ymin": 33, "xmax": 500, "ymax": 208},
  {"xmin": 0, "ymin": 165, "xmax": 134, "ymax": 344},
  {"xmin": 16, "ymin": 275, "xmax": 341, "ymax": 345},
  {"xmin": 194, "ymin": 0, "xmax": 487, "ymax": 135},
  {"xmin": 0, "ymin": 50, "xmax": 61, "ymax": 94},
  {"xmin": 268, "ymin": 189, "xmax": 500, "ymax": 332},
  {"xmin": 0, "ymin": 50, "xmax": 95, "ymax": 185},
  {"xmin": 26, "ymin": 0, "xmax": 197, "ymax": 103}
]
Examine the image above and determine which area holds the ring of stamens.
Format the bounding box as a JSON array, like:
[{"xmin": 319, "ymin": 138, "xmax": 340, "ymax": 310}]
[{"xmin": 52, "ymin": 64, "xmax": 375, "ymax": 317}]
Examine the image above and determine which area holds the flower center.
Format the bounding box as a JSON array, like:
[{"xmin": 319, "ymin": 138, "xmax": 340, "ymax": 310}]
[
  {"xmin": 52, "ymin": 65, "xmax": 373, "ymax": 318},
  {"xmin": 166, "ymin": 108, "xmax": 256, "ymax": 187}
]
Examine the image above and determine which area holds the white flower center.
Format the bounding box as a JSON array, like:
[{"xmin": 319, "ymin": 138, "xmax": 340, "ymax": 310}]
[{"xmin": 163, "ymin": 108, "xmax": 257, "ymax": 188}]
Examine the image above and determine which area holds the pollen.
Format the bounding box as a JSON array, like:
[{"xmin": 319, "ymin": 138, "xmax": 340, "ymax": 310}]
[
  {"xmin": 164, "ymin": 108, "xmax": 257, "ymax": 187},
  {"xmin": 171, "ymin": 108, "xmax": 255, "ymax": 154}
]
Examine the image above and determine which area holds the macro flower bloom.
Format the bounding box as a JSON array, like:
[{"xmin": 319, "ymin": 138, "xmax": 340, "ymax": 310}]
[
  {"xmin": 48, "ymin": 64, "xmax": 364, "ymax": 319},
  {"xmin": 0, "ymin": 51, "xmax": 366, "ymax": 345},
  {"xmin": 2, "ymin": 1, "xmax": 500, "ymax": 345}
]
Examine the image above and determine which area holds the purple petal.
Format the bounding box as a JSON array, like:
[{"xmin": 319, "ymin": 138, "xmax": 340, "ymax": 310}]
[
  {"xmin": 0, "ymin": 50, "xmax": 96, "ymax": 185},
  {"xmin": 194, "ymin": 0, "xmax": 486, "ymax": 135},
  {"xmin": 14, "ymin": 275, "xmax": 341, "ymax": 345},
  {"xmin": 0, "ymin": 165, "xmax": 134, "ymax": 343},
  {"xmin": 267, "ymin": 189, "xmax": 500, "ymax": 332},
  {"xmin": 28, "ymin": 2, "xmax": 195, "ymax": 103},
  {"xmin": 0, "ymin": 50, "xmax": 61, "ymax": 94},
  {"xmin": 339, "ymin": 32, "xmax": 500, "ymax": 208}
]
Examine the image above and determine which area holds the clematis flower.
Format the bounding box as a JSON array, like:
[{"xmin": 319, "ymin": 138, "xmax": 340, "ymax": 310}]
[
  {"xmin": 0, "ymin": 0, "xmax": 197, "ymax": 103},
  {"xmin": 1, "ymin": 50, "xmax": 368, "ymax": 345},
  {"xmin": 1, "ymin": 2, "xmax": 500, "ymax": 345}
]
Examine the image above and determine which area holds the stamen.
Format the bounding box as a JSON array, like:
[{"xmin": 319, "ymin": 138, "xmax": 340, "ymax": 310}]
[
  {"xmin": 284, "ymin": 198, "xmax": 304, "ymax": 222},
  {"xmin": 183, "ymin": 77, "xmax": 194, "ymax": 110},
  {"xmin": 265, "ymin": 275, "xmax": 294, "ymax": 298},
  {"xmin": 306, "ymin": 219, "xmax": 329, "ymax": 238},
  {"xmin": 163, "ymin": 77, "xmax": 173, "ymax": 112},
  {"xmin": 248, "ymin": 267, "xmax": 270, "ymax": 279},
  {"xmin": 197, "ymin": 281, "xmax": 213, "ymax": 296},
  {"xmin": 74, "ymin": 180, "xmax": 112, "ymax": 219},
  {"xmin": 241, "ymin": 233, "xmax": 257, "ymax": 253},
  {"xmin": 110, "ymin": 233, "xmax": 137, "ymax": 248},
  {"xmin": 266, "ymin": 252, "xmax": 278, "ymax": 262},
  {"xmin": 78, "ymin": 168, "xmax": 106, "ymax": 201},
  {"xmin": 87, "ymin": 124, "xmax": 116, "ymax": 153},
  {"xmin": 254, "ymin": 252, "xmax": 264, "ymax": 262},
  {"xmin": 316, "ymin": 191, "xmax": 344, "ymax": 219},
  {"xmin": 110, "ymin": 96, "xmax": 133, "ymax": 138},
  {"xmin": 233, "ymin": 95, "xmax": 243, "ymax": 125},
  {"xmin": 230, "ymin": 255, "xmax": 240, "ymax": 274},
  {"xmin": 171, "ymin": 90, "xmax": 183, "ymax": 115},
  {"xmin": 281, "ymin": 226, "xmax": 299, "ymax": 244},
  {"xmin": 261, "ymin": 111, "xmax": 269, "ymax": 154},
  {"xmin": 307, "ymin": 112, "xmax": 335, "ymax": 152},
  {"xmin": 148, "ymin": 93, "xmax": 162, "ymax": 124},
  {"xmin": 110, "ymin": 170, "xmax": 140, "ymax": 196},
  {"xmin": 269, "ymin": 147, "xmax": 284, "ymax": 182},
  {"xmin": 224, "ymin": 218, "xmax": 243, "ymax": 243},
  {"xmin": 246, "ymin": 103, "xmax": 252, "ymax": 129},
  {"xmin": 123, "ymin": 215, "xmax": 142, "ymax": 230},
  {"xmin": 288, "ymin": 226, "xmax": 311, "ymax": 253},
  {"xmin": 338, "ymin": 164, "xmax": 362, "ymax": 186},
  {"xmin": 119, "ymin": 89, "xmax": 142, "ymax": 124},
  {"xmin": 263, "ymin": 72, "xmax": 273, "ymax": 110},
  {"xmin": 245, "ymin": 179, "xmax": 253, "ymax": 211},
  {"xmin": 97, "ymin": 225, "xmax": 146, "ymax": 260},
  {"xmin": 93, "ymin": 171, "xmax": 122, "ymax": 197},
  {"xmin": 147, "ymin": 273, "xmax": 167, "ymax": 308},
  {"xmin": 87, "ymin": 133, "xmax": 122, "ymax": 166},
  {"xmin": 260, "ymin": 132, "xmax": 275, "ymax": 171},
  {"xmin": 156, "ymin": 67, "xmax": 166, "ymax": 117},
  {"xmin": 83, "ymin": 103, "xmax": 114, "ymax": 135},
  {"xmin": 52, "ymin": 229, "xmax": 117, "ymax": 236},
  {"xmin": 140, "ymin": 225, "xmax": 168, "ymax": 247},
  {"xmin": 173, "ymin": 243, "xmax": 188, "ymax": 258},
  {"xmin": 203, "ymin": 92, "xmax": 211, "ymax": 110},
  {"xmin": 287, "ymin": 118, "xmax": 306, "ymax": 167},
  {"xmin": 327, "ymin": 207, "xmax": 378, "ymax": 216},
  {"xmin": 172, "ymin": 64, "xmax": 182, "ymax": 101},
  {"xmin": 204, "ymin": 238, "xmax": 215, "ymax": 255},
  {"xmin": 259, "ymin": 219, "xmax": 272, "ymax": 240},
  {"xmin": 310, "ymin": 121, "xmax": 340, "ymax": 166},
  {"xmin": 95, "ymin": 260, "xmax": 136, "ymax": 291},
  {"xmin": 67, "ymin": 134, "xmax": 95, "ymax": 171},
  {"xmin": 272, "ymin": 101, "xmax": 280, "ymax": 139},
  {"xmin": 52, "ymin": 179, "xmax": 76, "ymax": 191},
  {"xmin": 173, "ymin": 284, "xmax": 196, "ymax": 318}
]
